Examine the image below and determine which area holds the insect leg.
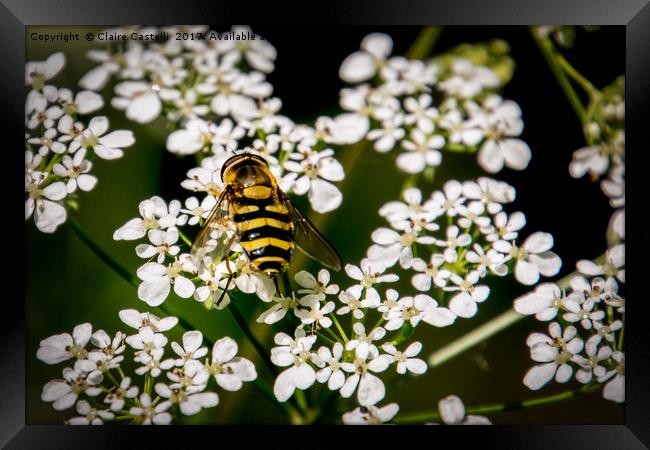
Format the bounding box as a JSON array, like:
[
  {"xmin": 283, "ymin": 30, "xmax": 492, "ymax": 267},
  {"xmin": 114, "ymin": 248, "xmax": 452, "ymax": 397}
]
[{"xmin": 216, "ymin": 254, "xmax": 235, "ymax": 307}]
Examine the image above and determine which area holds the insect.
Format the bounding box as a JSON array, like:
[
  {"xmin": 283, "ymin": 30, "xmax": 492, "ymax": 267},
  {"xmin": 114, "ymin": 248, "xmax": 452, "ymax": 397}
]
[{"xmin": 190, "ymin": 152, "xmax": 342, "ymax": 306}]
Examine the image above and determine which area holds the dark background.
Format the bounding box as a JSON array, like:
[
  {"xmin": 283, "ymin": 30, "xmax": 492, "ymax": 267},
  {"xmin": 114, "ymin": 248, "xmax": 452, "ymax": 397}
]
[{"xmin": 26, "ymin": 26, "xmax": 624, "ymax": 424}]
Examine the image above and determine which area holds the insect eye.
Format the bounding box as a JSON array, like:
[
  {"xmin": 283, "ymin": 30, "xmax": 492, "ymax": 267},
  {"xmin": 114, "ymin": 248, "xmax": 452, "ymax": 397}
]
[{"xmin": 220, "ymin": 155, "xmax": 244, "ymax": 180}]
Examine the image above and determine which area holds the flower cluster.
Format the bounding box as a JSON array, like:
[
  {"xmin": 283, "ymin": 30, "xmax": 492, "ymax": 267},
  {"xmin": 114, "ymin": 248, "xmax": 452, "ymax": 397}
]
[
  {"xmin": 568, "ymin": 76, "xmax": 625, "ymax": 245},
  {"xmin": 37, "ymin": 309, "xmax": 256, "ymax": 424},
  {"xmin": 81, "ymin": 26, "xmax": 356, "ymax": 214},
  {"xmin": 365, "ymin": 179, "xmax": 561, "ymax": 319},
  {"xmin": 337, "ymin": 33, "xmax": 530, "ymax": 175},
  {"xmin": 25, "ymin": 52, "xmax": 136, "ymax": 233},
  {"xmin": 517, "ymin": 56, "xmax": 625, "ymax": 405}
]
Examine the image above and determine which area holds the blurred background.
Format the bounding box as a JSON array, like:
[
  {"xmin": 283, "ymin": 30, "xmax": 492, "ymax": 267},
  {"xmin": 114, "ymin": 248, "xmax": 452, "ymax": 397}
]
[{"xmin": 26, "ymin": 25, "xmax": 624, "ymax": 424}]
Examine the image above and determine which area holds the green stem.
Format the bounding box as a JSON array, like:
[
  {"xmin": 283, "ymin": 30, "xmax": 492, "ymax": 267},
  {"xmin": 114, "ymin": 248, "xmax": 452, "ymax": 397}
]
[
  {"xmin": 177, "ymin": 228, "xmax": 193, "ymax": 247},
  {"xmin": 556, "ymin": 53, "xmax": 597, "ymax": 96},
  {"xmin": 530, "ymin": 28, "xmax": 586, "ymax": 122},
  {"xmin": 392, "ymin": 383, "xmax": 600, "ymax": 424},
  {"xmin": 406, "ymin": 26, "xmax": 444, "ymax": 59},
  {"xmin": 329, "ymin": 313, "xmax": 349, "ymax": 343},
  {"xmin": 428, "ymin": 253, "xmax": 606, "ymax": 368},
  {"xmin": 68, "ymin": 215, "xmax": 139, "ymax": 287},
  {"xmin": 617, "ymin": 322, "xmax": 624, "ymax": 352}
]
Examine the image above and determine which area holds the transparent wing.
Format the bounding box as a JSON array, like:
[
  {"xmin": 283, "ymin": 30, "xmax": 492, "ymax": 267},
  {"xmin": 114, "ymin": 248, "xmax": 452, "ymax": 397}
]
[
  {"xmin": 190, "ymin": 187, "xmax": 237, "ymax": 269},
  {"xmin": 278, "ymin": 190, "xmax": 342, "ymax": 271}
]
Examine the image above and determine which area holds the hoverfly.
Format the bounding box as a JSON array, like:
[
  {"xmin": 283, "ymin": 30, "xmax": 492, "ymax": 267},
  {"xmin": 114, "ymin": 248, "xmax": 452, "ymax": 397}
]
[{"xmin": 190, "ymin": 152, "xmax": 342, "ymax": 306}]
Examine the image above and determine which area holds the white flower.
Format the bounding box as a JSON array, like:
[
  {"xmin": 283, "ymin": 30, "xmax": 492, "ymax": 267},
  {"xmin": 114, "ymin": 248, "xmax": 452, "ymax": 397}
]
[
  {"xmin": 428, "ymin": 180, "xmax": 466, "ymax": 217},
  {"xmin": 396, "ymin": 129, "xmax": 444, "ymax": 174},
  {"xmin": 342, "ymin": 403, "xmax": 399, "ymax": 425},
  {"xmin": 366, "ymin": 114, "xmax": 405, "ymax": 152},
  {"xmin": 25, "ymin": 174, "xmax": 67, "ymax": 233},
  {"xmin": 52, "ymin": 148, "xmax": 98, "ymax": 193},
  {"xmin": 569, "ymin": 145, "xmax": 610, "ymax": 179},
  {"xmin": 136, "ymin": 261, "xmax": 196, "ymax": 306},
  {"xmin": 593, "ymin": 319, "xmax": 623, "ymax": 343},
  {"xmin": 170, "ymin": 331, "xmax": 208, "ymax": 367},
  {"xmin": 284, "ymin": 148, "xmax": 345, "ymax": 213},
  {"xmin": 438, "ymin": 58, "xmax": 499, "ymax": 99},
  {"xmin": 233, "ymin": 256, "xmax": 277, "ymax": 302},
  {"xmin": 576, "ymin": 244, "xmax": 625, "ymax": 283},
  {"xmin": 315, "ymin": 343, "xmax": 346, "ymax": 390},
  {"xmin": 295, "ymin": 269, "xmax": 339, "ymax": 296},
  {"xmin": 494, "ymin": 232, "xmax": 562, "ymax": 286},
  {"xmin": 129, "ymin": 393, "xmax": 172, "ymax": 425},
  {"xmin": 339, "ymin": 33, "xmax": 393, "ymax": 83},
  {"xmin": 167, "ymin": 118, "xmax": 244, "ymax": 155},
  {"xmin": 435, "ymin": 225, "xmax": 472, "ymax": 264},
  {"xmin": 383, "ymin": 294, "xmax": 455, "ymax": 330},
  {"xmin": 217, "ymin": 26, "xmax": 277, "ymax": 73},
  {"xmin": 404, "ymin": 94, "xmax": 439, "ymax": 133},
  {"xmin": 379, "ymin": 187, "xmax": 441, "ymax": 230},
  {"xmin": 514, "ymin": 283, "xmax": 564, "ymax": 321},
  {"xmin": 193, "ymin": 266, "xmax": 231, "ymax": 310},
  {"xmin": 598, "ymin": 351, "xmax": 624, "ymax": 403},
  {"xmin": 476, "ymin": 97, "xmax": 531, "ymax": 173},
  {"xmin": 438, "ymin": 108, "xmax": 484, "ymax": 147},
  {"xmin": 181, "ymin": 196, "xmax": 217, "ymax": 225},
  {"xmin": 484, "ymin": 211, "xmax": 526, "ymax": 242},
  {"xmin": 111, "ymin": 81, "xmax": 164, "ymax": 124},
  {"xmin": 523, "ymin": 322, "xmax": 584, "ymax": 390},
  {"xmin": 445, "ymin": 271, "xmax": 490, "ymax": 318},
  {"xmin": 563, "ymin": 295, "xmax": 605, "ymax": 330},
  {"xmin": 41, "ymin": 361, "xmax": 103, "ymax": 410},
  {"xmin": 27, "ymin": 128, "xmax": 66, "ymax": 155},
  {"xmin": 340, "ymin": 353, "xmax": 390, "ymax": 407},
  {"xmin": 90, "ymin": 330, "xmax": 126, "ymax": 359},
  {"xmin": 135, "ymin": 229, "xmax": 180, "ymax": 264},
  {"xmin": 68, "ymin": 400, "xmax": 114, "ymax": 425},
  {"xmin": 380, "ymin": 342, "xmax": 427, "ymax": 375},
  {"xmin": 205, "ymin": 337, "xmax": 257, "ymax": 391},
  {"xmin": 67, "ymin": 116, "xmax": 135, "ymax": 160},
  {"xmin": 465, "ymin": 244, "xmax": 508, "ymax": 277},
  {"xmin": 118, "ymin": 309, "xmax": 178, "ymax": 333},
  {"xmin": 103, "ymin": 377, "xmax": 138, "ymax": 411},
  {"xmin": 346, "ymin": 323, "xmax": 385, "ymax": 359},
  {"xmin": 367, "ymin": 226, "xmax": 436, "ymax": 269},
  {"xmin": 113, "ymin": 196, "xmax": 181, "ymax": 240},
  {"xmin": 315, "ymin": 113, "xmax": 369, "ymax": 145},
  {"xmin": 411, "ymin": 254, "xmax": 451, "ymax": 291},
  {"xmin": 462, "ymin": 177, "xmax": 515, "ymax": 215},
  {"xmin": 26, "ymin": 52, "xmax": 65, "ymax": 89},
  {"xmin": 54, "ymin": 88, "xmax": 104, "ymax": 118},
  {"xmin": 295, "ymin": 295, "xmax": 335, "ymax": 328},
  {"xmin": 37, "ymin": 323, "xmax": 92, "ymax": 364},
  {"xmin": 155, "ymin": 382, "xmax": 219, "ymax": 416},
  {"xmin": 257, "ymin": 293, "xmax": 300, "ymax": 324},
  {"xmin": 345, "ymin": 259, "xmax": 399, "ymax": 307},
  {"xmin": 271, "ymin": 331, "xmax": 318, "ymax": 402},
  {"xmin": 437, "ymin": 395, "xmax": 491, "ymax": 425},
  {"xmin": 336, "ymin": 288, "xmax": 366, "ymax": 319},
  {"xmin": 572, "ymin": 335, "xmax": 612, "ymax": 384},
  {"xmin": 181, "ymin": 156, "xmax": 227, "ymax": 196}
]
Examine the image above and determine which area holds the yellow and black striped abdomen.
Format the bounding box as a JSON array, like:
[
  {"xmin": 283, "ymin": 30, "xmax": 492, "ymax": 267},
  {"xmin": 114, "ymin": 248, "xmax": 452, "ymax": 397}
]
[{"xmin": 233, "ymin": 186, "xmax": 294, "ymax": 276}]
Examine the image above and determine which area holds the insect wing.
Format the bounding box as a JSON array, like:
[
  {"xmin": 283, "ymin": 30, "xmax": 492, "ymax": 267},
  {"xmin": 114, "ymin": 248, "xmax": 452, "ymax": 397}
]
[
  {"xmin": 190, "ymin": 187, "xmax": 237, "ymax": 270},
  {"xmin": 278, "ymin": 190, "xmax": 342, "ymax": 271}
]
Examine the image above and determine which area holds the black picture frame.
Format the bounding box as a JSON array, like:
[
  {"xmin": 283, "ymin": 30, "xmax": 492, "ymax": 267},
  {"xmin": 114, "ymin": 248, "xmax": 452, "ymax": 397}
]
[{"xmin": 4, "ymin": 0, "xmax": 648, "ymax": 447}]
